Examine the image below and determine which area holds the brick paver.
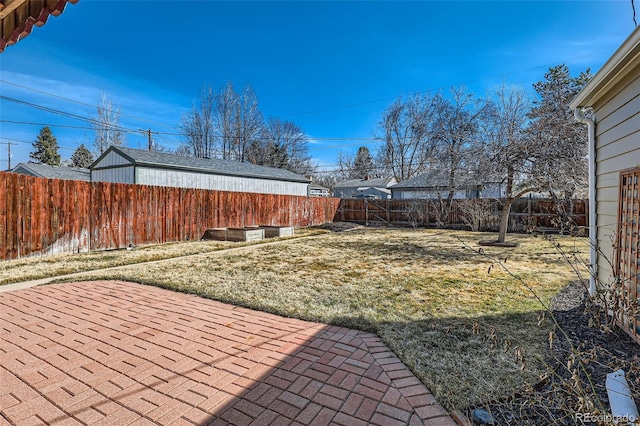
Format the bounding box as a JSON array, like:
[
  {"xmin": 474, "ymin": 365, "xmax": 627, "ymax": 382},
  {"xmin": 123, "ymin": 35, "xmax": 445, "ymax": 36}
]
[{"xmin": 0, "ymin": 281, "xmax": 459, "ymax": 425}]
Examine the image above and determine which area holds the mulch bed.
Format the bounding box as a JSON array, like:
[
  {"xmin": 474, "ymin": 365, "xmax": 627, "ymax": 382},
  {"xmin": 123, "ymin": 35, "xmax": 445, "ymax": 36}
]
[
  {"xmin": 470, "ymin": 281, "xmax": 640, "ymax": 425},
  {"xmin": 478, "ymin": 239, "xmax": 520, "ymax": 248}
]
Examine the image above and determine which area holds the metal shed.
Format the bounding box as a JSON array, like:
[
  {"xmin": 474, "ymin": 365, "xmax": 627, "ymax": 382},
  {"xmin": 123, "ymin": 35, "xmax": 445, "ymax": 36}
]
[{"xmin": 90, "ymin": 146, "xmax": 310, "ymax": 196}]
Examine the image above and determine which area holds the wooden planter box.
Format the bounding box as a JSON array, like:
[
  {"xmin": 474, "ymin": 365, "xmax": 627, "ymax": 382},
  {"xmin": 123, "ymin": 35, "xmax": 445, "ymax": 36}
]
[
  {"xmin": 203, "ymin": 228, "xmax": 228, "ymax": 241},
  {"xmin": 261, "ymin": 226, "xmax": 294, "ymax": 238},
  {"xmin": 226, "ymin": 228, "xmax": 264, "ymax": 242}
]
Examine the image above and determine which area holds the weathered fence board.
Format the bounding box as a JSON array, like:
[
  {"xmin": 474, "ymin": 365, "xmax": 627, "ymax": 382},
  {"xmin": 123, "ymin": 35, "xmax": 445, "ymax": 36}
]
[
  {"xmin": 337, "ymin": 198, "xmax": 588, "ymax": 232},
  {"xmin": 0, "ymin": 172, "xmax": 340, "ymax": 260}
]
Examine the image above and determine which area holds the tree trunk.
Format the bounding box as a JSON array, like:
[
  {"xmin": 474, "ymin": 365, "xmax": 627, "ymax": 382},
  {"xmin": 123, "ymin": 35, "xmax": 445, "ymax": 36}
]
[
  {"xmin": 498, "ymin": 165, "xmax": 515, "ymax": 243},
  {"xmin": 498, "ymin": 198, "xmax": 512, "ymax": 243}
]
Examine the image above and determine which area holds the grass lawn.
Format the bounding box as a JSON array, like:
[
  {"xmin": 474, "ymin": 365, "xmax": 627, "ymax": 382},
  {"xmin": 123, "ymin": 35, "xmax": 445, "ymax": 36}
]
[
  {"xmin": 39, "ymin": 227, "xmax": 589, "ymax": 410},
  {"xmin": 0, "ymin": 227, "xmax": 327, "ymax": 285}
]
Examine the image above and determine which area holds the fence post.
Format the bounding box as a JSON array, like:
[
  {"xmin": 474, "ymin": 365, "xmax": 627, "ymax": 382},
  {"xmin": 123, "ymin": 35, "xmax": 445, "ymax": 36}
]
[
  {"xmin": 387, "ymin": 199, "xmax": 391, "ymax": 227},
  {"xmin": 365, "ymin": 199, "xmax": 368, "ymax": 227}
]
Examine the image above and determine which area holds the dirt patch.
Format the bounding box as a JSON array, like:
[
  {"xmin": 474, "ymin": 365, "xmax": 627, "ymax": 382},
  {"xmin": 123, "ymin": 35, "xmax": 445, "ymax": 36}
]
[{"xmin": 313, "ymin": 221, "xmax": 364, "ymax": 232}]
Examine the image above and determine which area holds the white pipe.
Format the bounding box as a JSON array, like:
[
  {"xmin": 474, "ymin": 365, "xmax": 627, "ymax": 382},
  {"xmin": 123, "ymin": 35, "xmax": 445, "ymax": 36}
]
[
  {"xmin": 574, "ymin": 108, "xmax": 597, "ymax": 296},
  {"xmin": 606, "ymin": 369, "xmax": 639, "ymax": 424}
]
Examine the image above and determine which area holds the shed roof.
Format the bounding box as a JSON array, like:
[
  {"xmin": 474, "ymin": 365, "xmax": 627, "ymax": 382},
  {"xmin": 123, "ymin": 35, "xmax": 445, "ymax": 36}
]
[
  {"xmin": 570, "ymin": 26, "xmax": 640, "ymax": 109},
  {"xmin": 12, "ymin": 162, "xmax": 90, "ymax": 181},
  {"xmin": 0, "ymin": 0, "xmax": 79, "ymax": 53},
  {"xmin": 334, "ymin": 177, "xmax": 395, "ymax": 188},
  {"xmin": 93, "ymin": 146, "xmax": 311, "ymax": 184}
]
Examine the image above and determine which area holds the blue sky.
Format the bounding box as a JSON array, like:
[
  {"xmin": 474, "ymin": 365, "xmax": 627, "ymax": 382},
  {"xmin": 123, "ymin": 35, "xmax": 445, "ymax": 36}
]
[{"xmin": 0, "ymin": 0, "xmax": 634, "ymax": 172}]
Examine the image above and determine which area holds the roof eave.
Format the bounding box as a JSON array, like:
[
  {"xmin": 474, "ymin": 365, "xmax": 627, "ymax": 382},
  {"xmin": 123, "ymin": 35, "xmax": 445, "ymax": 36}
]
[{"xmin": 571, "ymin": 26, "xmax": 640, "ymax": 109}]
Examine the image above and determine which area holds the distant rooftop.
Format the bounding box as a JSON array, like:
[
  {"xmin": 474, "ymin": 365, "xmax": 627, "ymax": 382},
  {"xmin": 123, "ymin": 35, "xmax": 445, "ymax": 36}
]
[
  {"xmin": 12, "ymin": 162, "xmax": 90, "ymax": 181},
  {"xmin": 334, "ymin": 177, "xmax": 395, "ymax": 188}
]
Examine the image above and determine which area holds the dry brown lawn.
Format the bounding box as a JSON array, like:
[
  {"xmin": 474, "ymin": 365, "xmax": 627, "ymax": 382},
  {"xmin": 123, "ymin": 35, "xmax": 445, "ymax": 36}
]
[
  {"xmin": 0, "ymin": 227, "xmax": 326, "ymax": 285},
  {"xmin": 39, "ymin": 227, "xmax": 589, "ymax": 410}
]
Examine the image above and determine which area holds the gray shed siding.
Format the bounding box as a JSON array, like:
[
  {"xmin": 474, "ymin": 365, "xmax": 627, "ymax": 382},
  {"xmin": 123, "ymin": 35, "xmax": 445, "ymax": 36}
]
[
  {"xmin": 98, "ymin": 150, "xmax": 131, "ymax": 167},
  {"xmin": 136, "ymin": 167, "xmax": 308, "ymax": 196},
  {"xmin": 593, "ymin": 71, "xmax": 640, "ymax": 281},
  {"xmin": 91, "ymin": 166, "xmax": 135, "ymax": 184}
]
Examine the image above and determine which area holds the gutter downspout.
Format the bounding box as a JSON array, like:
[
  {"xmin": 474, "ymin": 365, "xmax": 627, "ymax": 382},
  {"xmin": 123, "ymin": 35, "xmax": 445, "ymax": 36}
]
[{"xmin": 574, "ymin": 107, "xmax": 597, "ymax": 296}]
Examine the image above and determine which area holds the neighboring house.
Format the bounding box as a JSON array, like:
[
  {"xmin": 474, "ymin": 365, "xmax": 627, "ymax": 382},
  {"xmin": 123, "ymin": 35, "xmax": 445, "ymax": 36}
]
[
  {"xmin": 333, "ymin": 177, "xmax": 396, "ymax": 199},
  {"xmin": 12, "ymin": 162, "xmax": 90, "ymax": 181},
  {"xmin": 308, "ymin": 184, "xmax": 330, "ymax": 197},
  {"xmin": 570, "ymin": 26, "xmax": 640, "ymax": 343},
  {"xmin": 390, "ymin": 171, "xmax": 505, "ymax": 200},
  {"xmin": 91, "ymin": 146, "xmax": 311, "ymax": 196},
  {"xmin": 355, "ymin": 187, "xmax": 391, "ymax": 199},
  {"xmin": 1, "ymin": 0, "xmax": 78, "ymax": 53}
]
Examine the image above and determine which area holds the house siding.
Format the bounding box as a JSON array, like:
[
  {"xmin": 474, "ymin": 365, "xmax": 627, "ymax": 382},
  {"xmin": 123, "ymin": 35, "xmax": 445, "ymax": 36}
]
[
  {"xmin": 393, "ymin": 189, "xmax": 469, "ymax": 200},
  {"xmin": 593, "ymin": 69, "xmax": 640, "ymax": 282}
]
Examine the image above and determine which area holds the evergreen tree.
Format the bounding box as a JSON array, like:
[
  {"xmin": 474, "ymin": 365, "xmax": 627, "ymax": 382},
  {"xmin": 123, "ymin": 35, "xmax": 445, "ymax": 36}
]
[
  {"xmin": 70, "ymin": 144, "xmax": 94, "ymax": 168},
  {"xmin": 527, "ymin": 64, "xmax": 592, "ymax": 198},
  {"xmin": 353, "ymin": 146, "xmax": 374, "ymax": 178},
  {"xmin": 30, "ymin": 127, "xmax": 61, "ymax": 166}
]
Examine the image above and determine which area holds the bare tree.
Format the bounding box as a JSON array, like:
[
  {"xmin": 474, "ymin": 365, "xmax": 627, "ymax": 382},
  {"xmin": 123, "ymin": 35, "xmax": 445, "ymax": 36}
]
[
  {"xmin": 336, "ymin": 151, "xmax": 356, "ymax": 180},
  {"xmin": 181, "ymin": 82, "xmax": 264, "ymax": 162},
  {"xmin": 93, "ymin": 92, "xmax": 125, "ymax": 155},
  {"xmin": 377, "ymin": 93, "xmax": 438, "ymax": 182},
  {"xmin": 179, "ymin": 85, "xmax": 216, "ymax": 158},
  {"xmin": 480, "ymin": 85, "xmax": 534, "ymax": 243},
  {"xmin": 228, "ymin": 84, "xmax": 263, "ymax": 162},
  {"xmin": 430, "ymin": 88, "xmax": 488, "ymax": 224}
]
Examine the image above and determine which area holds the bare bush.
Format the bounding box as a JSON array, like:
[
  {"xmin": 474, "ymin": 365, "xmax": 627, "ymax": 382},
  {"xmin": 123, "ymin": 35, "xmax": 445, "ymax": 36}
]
[
  {"xmin": 403, "ymin": 199, "xmax": 426, "ymax": 229},
  {"xmin": 458, "ymin": 199, "xmax": 491, "ymax": 232}
]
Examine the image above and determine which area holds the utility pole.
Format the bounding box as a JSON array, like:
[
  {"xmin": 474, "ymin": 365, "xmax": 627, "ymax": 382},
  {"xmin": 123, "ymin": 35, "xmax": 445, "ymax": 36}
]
[
  {"xmin": 139, "ymin": 129, "xmax": 153, "ymax": 151},
  {"xmin": 0, "ymin": 141, "xmax": 17, "ymax": 170}
]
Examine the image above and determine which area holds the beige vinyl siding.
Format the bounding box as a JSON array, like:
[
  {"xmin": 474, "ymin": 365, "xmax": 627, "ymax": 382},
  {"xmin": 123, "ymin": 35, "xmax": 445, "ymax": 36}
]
[
  {"xmin": 91, "ymin": 166, "xmax": 135, "ymax": 184},
  {"xmin": 593, "ymin": 68, "xmax": 640, "ymax": 282}
]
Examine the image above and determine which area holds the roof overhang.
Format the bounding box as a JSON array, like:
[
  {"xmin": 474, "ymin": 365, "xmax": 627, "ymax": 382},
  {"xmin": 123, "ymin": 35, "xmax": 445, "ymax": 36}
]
[
  {"xmin": 570, "ymin": 26, "xmax": 640, "ymax": 109},
  {"xmin": 0, "ymin": 0, "xmax": 79, "ymax": 54}
]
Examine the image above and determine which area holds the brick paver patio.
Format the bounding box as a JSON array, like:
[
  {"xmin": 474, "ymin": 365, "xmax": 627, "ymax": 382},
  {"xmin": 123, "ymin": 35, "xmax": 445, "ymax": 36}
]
[{"xmin": 0, "ymin": 281, "xmax": 458, "ymax": 425}]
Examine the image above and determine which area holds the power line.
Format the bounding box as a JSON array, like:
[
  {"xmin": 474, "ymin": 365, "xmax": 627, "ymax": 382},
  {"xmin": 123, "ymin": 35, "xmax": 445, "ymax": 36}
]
[
  {"xmin": 0, "ymin": 79, "xmax": 182, "ymax": 132},
  {"xmin": 1, "ymin": 119, "xmax": 383, "ymax": 143},
  {"xmin": 0, "ymin": 137, "xmax": 76, "ymax": 152},
  {"xmin": 0, "ymin": 95, "xmax": 140, "ymax": 134}
]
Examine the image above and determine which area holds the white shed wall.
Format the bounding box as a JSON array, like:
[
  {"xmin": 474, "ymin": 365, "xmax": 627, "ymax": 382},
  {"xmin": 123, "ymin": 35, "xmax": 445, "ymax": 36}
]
[
  {"xmin": 593, "ymin": 71, "xmax": 640, "ymax": 282},
  {"xmin": 136, "ymin": 167, "xmax": 308, "ymax": 196}
]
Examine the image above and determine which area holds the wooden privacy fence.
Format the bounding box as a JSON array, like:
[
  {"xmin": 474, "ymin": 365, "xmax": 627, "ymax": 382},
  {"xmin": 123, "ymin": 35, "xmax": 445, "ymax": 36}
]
[
  {"xmin": 0, "ymin": 172, "xmax": 340, "ymax": 260},
  {"xmin": 336, "ymin": 198, "xmax": 588, "ymax": 232}
]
